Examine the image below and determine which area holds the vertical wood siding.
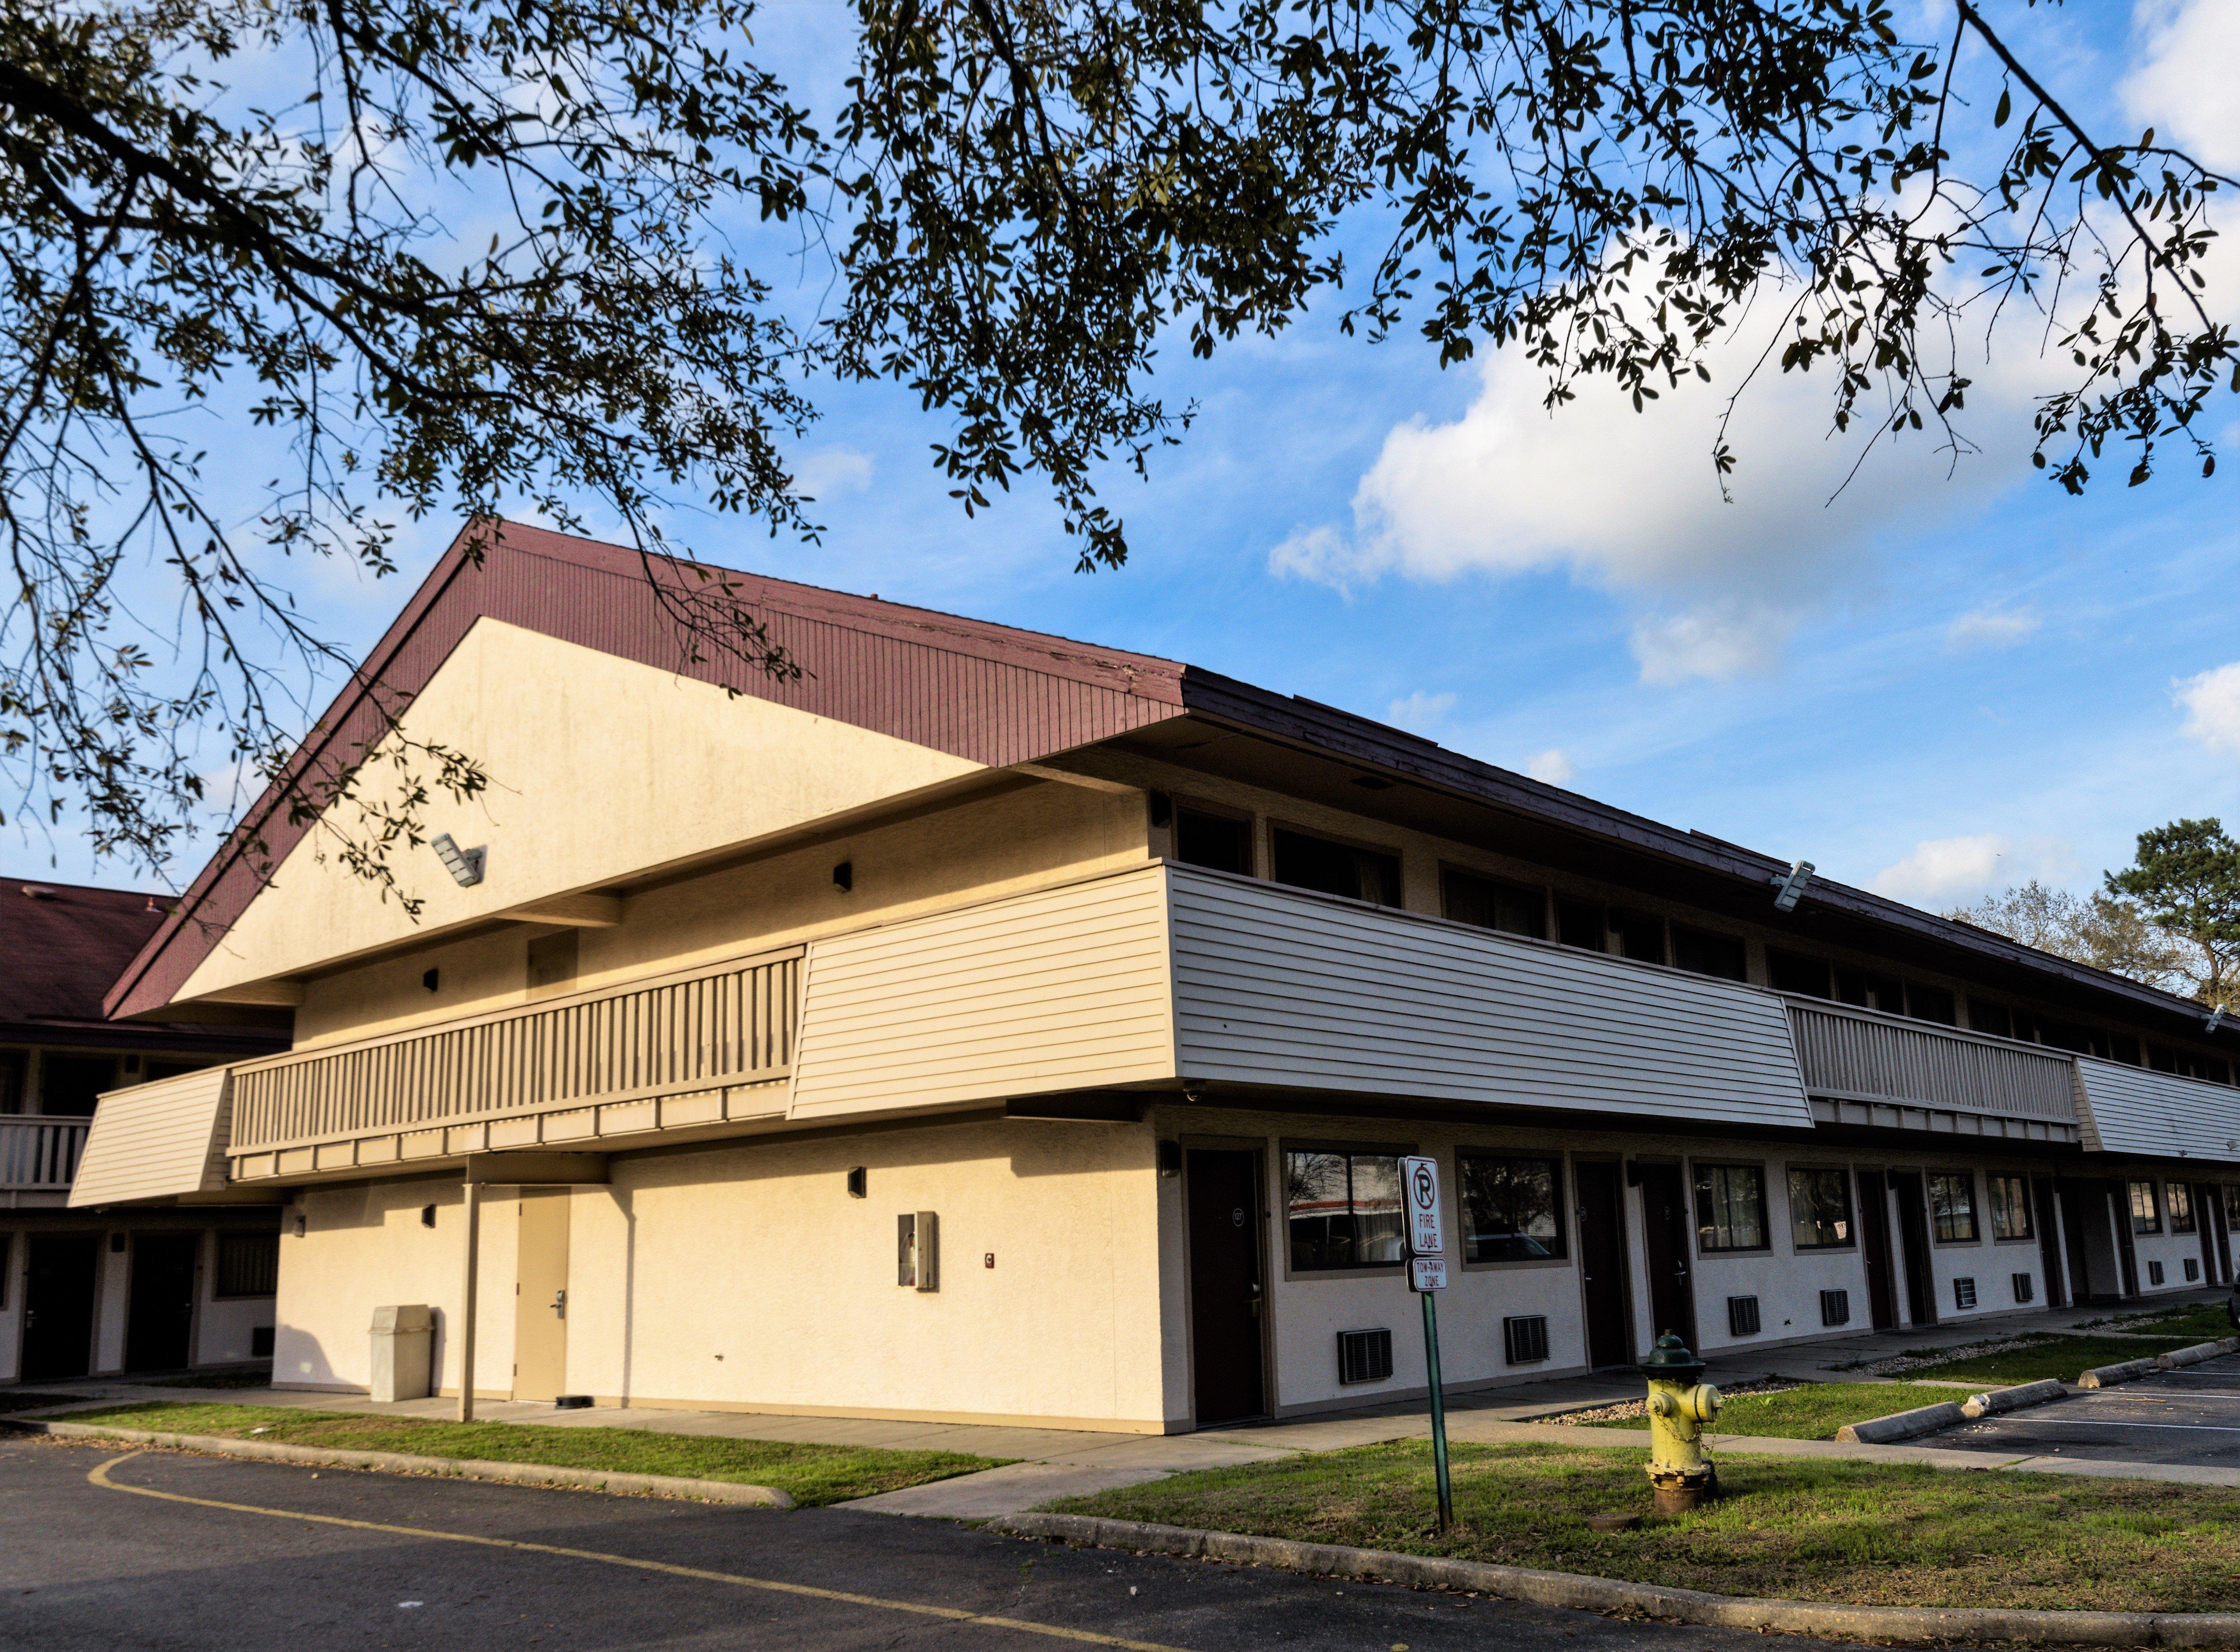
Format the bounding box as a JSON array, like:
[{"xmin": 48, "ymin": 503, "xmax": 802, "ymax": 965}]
[
  {"xmin": 788, "ymin": 866, "xmax": 1176, "ymax": 1119},
  {"xmin": 228, "ymin": 949, "xmax": 799, "ymax": 1153},
  {"xmin": 1167, "ymin": 866, "xmax": 1816, "ymax": 1129},
  {"xmin": 2075, "ymin": 1057, "xmax": 2240, "ymax": 1157},
  {"xmin": 66, "ymin": 1067, "xmax": 233, "ymax": 1206},
  {"xmin": 0, "ymin": 1117, "xmax": 88, "ymax": 1190},
  {"xmin": 1785, "ymin": 1001, "xmax": 2079, "ymax": 1121}
]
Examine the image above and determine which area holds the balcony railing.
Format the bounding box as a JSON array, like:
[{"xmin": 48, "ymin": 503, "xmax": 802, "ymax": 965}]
[
  {"xmin": 229, "ymin": 945, "xmax": 801, "ymax": 1160},
  {"xmin": 0, "ymin": 1115, "xmax": 89, "ymax": 1190},
  {"xmin": 1785, "ymin": 998, "xmax": 2080, "ymax": 1137}
]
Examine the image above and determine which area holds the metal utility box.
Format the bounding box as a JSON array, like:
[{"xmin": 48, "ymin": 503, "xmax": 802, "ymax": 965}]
[{"xmin": 369, "ymin": 1303, "xmax": 434, "ymax": 1402}]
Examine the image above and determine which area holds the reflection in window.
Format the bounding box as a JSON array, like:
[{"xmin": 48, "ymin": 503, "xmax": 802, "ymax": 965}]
[
  {"xmin": 1461, "ymin": 1156, "xmax": 1565, "ymax": 1261},
  {"xmin": 2130, "ymin": 1180, "xmax": 2162, "ymax": 1234},
  {"xmin": 1693, "ymin": 1163, "xmax": 1767, "ymax": 1252},
  {"xmin": 1787, "ymin": 1169, "xmax": 1853, "ymax": 1249},
  {"xmin": 2169, "ymin": 1182, "xmax": 2196, "ymax": 1234},
  {"xmin": 1988, "ymin": 1175, "xmax": 2034, "ymax": 1240},
  {"xmin": 1929, "ymin": 1173, "xmax": 1978, "ymax": 1242},
  {"xmin": 1285, "ymin": 1150, "xmax": 1404, "ymax": 1270}
]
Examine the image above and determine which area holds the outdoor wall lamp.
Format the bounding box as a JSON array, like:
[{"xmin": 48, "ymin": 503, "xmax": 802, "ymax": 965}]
[
  {"xmin": 431, "ymin": 832, "xmax": 486, "ymax": 887},
  {"xmin": 1771, "ymin": 859, "xmax": 1814, "ymax": 913}
]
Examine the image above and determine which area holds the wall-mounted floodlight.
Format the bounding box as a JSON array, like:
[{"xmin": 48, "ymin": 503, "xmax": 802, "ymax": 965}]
[
  {"xmin": 430, "ymin": 832, "xmax": 485, "ymax": 887},
  {"xmin": 1771, "ymin": 859, "xmax": 1815, "ymax": 914},
  {"xmin": 2210, "ymin": 1005, "xmax": 2229, "ymax": 1035}
]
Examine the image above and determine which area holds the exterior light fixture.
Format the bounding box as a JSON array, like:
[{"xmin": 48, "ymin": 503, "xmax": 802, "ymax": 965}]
[
  {"xmin": 2209, "ymin": 1006, "xmax": 2228, "ymax": 1035},
  {"xmin": 1771, "ymin": 859, "xmax": 1815, "ymax": 913},
  {"xmin": 430, "ymin": 832, "xmax": 485, "ymax": 887}
]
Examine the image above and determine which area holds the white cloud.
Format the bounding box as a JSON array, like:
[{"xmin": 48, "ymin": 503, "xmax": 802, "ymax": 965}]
[
  {"xmin": 1268, "ymin": 276, "xmax": 2050, "ymax": 683},
  {"xmin": 2123, "ymin": 0, "xmax": 2240, "ymax": 173},
  {"xmin": 1869, "ymin": 834, "xmax": 2077, "ymax": 906},
  {"xmin": 2177, "ymin": 661, "xmax": 2240, "ymax": 753},
  {"xmin": 1945, "ymin": 606, "xmax": 2042, "ymax": 652},
  {"xmin": 1523, "ymin": 749, "xmax": 1577, "ymax": 786},
  {"xmin": 1385, "ymin": 690, "xmax": 1456, "ymax": 732},
  {"xmin": 791, "ymin": 446, "xmax": 874, "ymax": 498}
]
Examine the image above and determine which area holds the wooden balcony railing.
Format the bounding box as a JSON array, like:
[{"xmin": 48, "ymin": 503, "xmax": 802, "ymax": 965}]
[
  {"xmin": 0, "ymin": 1115, "xmax": 89, "ymax": 1190},
  {"xmin": 229, "ymin": 946, "xmax": 801, "ymax": 1157},
  {"xmin": 1785, "ymin": 998, "xmax": 2079, "ymax": 1130}
]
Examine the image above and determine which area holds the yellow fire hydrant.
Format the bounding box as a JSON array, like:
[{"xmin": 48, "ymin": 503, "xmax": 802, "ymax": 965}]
[{"xmin": 1640, "ymin": 1332, "xmax": 1722, "ymax": 1514}]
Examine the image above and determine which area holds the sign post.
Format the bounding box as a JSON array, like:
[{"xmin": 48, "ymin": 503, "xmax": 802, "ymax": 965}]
[{"xmin": 1400, "ymin": 1154, "xmax": 1455, "ymax": 1530}]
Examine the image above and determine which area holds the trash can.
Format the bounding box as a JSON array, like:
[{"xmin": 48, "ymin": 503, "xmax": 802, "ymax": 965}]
[{"xmin": 369, "ymin": 1304, "xmax": 434, "ymax": 1403}]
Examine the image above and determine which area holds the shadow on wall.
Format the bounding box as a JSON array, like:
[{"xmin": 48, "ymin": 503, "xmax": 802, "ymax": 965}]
[{"xmin": 269, "ymin": 1324, "xmax": 347, "ymax": 1390}]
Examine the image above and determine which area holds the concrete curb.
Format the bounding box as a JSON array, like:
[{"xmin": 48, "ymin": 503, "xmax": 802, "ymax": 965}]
[
  {"xmin": 993, "ymin": 1512, "xmax": 2240, "ymax": 1645},
  {"xmin": 1963, "ymin": 1378, "xmax": 2070, "ymax": 1419},
  {"xmin": 2082, "ymin": 1336, "xmax": 2240, "ymax": 1389},
  {"xmin": 3, "ymin": 1418, "xmax": 794, "ymax": 1507},
  {"xmin": 1831, "ymin": 1400, "xmax": 1966, "ymax": 1444},
  {"xmin": 2161, "ymin": 1338, "xmax": 2240, "ymax": 1370}
]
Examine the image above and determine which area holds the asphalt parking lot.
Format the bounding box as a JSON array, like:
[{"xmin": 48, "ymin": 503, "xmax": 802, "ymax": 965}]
[
  {"xmin": 1940, "ymin": 1349, "xmax": 2240, "ymax": 1466},
  {"xmin": 0, "ymin": 1435, "xmax": 1839, "ymax": 1652}
]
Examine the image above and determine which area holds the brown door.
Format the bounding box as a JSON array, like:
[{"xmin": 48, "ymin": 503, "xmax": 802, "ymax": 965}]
[
  {"xmin": 1574, "ymin": 1161, "xmax": 1631, "ymax": 1368},
  {"xmin": 1890, "ymin": 1171, "xmax": 1937, "ymax": 1325},
  {"xmin": 2194, "ymin": 1184, "xmax": 2222, "ymax": 1286},
  {"xmin": 1634, "ymin": 1163, "xmax": 1697, "ymax": 1349},
  {"xmin": 21, "ymin": 1234, "xmax": 100, "ymax": 1380},
  {"xmin": 2109, "ymin": 1180, "xmax": 2141, "ymax": 1298},
  {"xmin": 2210, "ymin": 1185, "xmax": 2234, "ymax": 1286},
  {"xmin": 512, "ymin": 1190, "xmax": 571, "ymax": 1402},
  {"xmin": 2032, "ymin": 1176, "xmax": 2068, "ymax": 1307},
  {"xmin": 1855, "ymin": 1169, "xmax": 1898, "ymax": 1330},
  {"xmin": 1186, "ymin": 1149, "xmax": 1265, "ymax": 1424},
  {"xmin": 2060, "ymin": 1182, "xmax": 2100, "ymax": 1302},
  {"xmin": 125, "ymin": 1233, "xmax": 199, "ymax": 1373}
]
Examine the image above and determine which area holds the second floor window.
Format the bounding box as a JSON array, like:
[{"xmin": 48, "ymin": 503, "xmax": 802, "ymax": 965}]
[
  {"xmin": 1988, "ymin": 1175, "xmax": 2034, "ymax": 1240},
  {"xmin": 1271, "ymin": 828, "xmax": 1401, "ymax": 907},
  {"xmin": 1694, "ymin": 1163, "xmax": 1767, "ymax": 1252},
  {"xmin": 1175, "ymin": 807, "xmax": 1252, "ymax": 875},
  {"xmin": 1671, "ymin": 926, "xmax": 1747, "ymax": 982},
  {"xmin": 1285, "ymin": 1149, "xmax": 1404, "ymax": 1270},
  {"xmin": 1442, "ymin": 870, "xmax": 1547, "ymax": 940},
  {"xmin": 2130, "ymin": 1180, "xmax": 2162, "ymax": 1234},
  {"xmin": 2169, "ymin": 1182, "xmax": 2196, "ymax": 1234},
  {"xmin": 1460, "ymin": 1155, "xmax": 1565, "ymax": 1261},
  {"xmin": 1929, "ymin": 1173, "xmax": 1978, "ymax": 1242},
  {"xmin": 1788, "ymin": 1168, "xmax": 1853, "ymax": 1249}
]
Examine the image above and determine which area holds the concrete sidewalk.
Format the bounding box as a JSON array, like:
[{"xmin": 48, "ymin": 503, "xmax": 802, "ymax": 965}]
[{"xmin": 11, "ymin": 1293, "xmax": 2227, "ymax": 1516}]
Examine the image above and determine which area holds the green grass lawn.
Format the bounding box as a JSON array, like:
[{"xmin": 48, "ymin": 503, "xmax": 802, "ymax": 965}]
[
  {"xmin": 2083, "ymin": 1301, "xmax": 2234, "ymax": 1342},
  {"xmin": 56, "ymin": 1402, "xmax": 1000, "ymax": 1507},
  {"xmin": 1900, "ymin": 1334, "xmax": 2198, "ymax": 1386},
  {"xmin": 1575, "ymin": 1382, "xmax": 1962, "ymax": 1440},
  {"xmin": 1055, "ymin": 1437, "xmax": 2240, "ymax": 1611}
]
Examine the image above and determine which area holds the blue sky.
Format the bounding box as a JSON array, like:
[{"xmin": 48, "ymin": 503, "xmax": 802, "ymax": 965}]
[{"xmin": 7, "ymin": 0, "xmax": 2238, "ymax": 916}]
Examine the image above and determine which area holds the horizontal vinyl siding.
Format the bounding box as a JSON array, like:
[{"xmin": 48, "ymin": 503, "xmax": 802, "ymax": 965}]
[
  {"xmin": 787, "ymin": 866, "xmax": 1176, "ymax": 1118},
  {"xmin": 1170, "ymin": 868, "xmax": 1814, "ymax": 1130},
  {"xmin": 68, "ymin": 1067, "xmax": 233, "ymax": 1206},
  {"xmin": 2075, "ymin": 1058, "xmax": 2240, "ymax": 1161}
]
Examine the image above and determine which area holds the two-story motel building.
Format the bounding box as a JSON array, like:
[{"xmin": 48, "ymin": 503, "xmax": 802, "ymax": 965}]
[{"xmin": 69, "ymin": 523, "xmax": 2240, "ymax": 1431}]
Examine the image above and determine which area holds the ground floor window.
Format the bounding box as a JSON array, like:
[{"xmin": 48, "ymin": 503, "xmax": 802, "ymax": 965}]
[
  {"xmin": 1460, "ymin": 1155, "xmax": 1565, "ymax": 1261},
  {"xmin": 1788, "ymin": 1168, "xmax": 1853, "ymax": 1249},
  {"xmin": 1693, "ymin": 1163, "xmax": 1768, "ymax": 1252},
  {"xmin": 2130, "ymin": 1180, "xmax": 2162, "ymax": 1234},
  {"xmin": 2169, "ymin": 1182, "xmax": 2197, "ymax": 1234},
  {"xmin": 1988, "ymin": 1174, "xmax": 2034, "ymax": 1240},
  {"xmin": 2226, "ymin": 1185, "xmax": 2240, "ymax": 1229},
  {"xmin": 1930, "ymin": 1173, "xmax": 1978, "ymax": 1242},
  {"xmin": 1285, "ymin": 1150, "xmax": 1404, "ymax": 1269},
  {"xmin": 216, "ymin": 1231, "xmax": 281, "ymax": 1298}
]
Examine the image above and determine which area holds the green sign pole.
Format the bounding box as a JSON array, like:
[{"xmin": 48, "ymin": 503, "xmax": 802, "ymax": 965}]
[{"xmin": 1421, "ymin": 1287, "xmax": 1453, "ymax": 1529}]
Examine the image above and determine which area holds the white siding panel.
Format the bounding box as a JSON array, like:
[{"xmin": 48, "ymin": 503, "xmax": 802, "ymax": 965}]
[
  {"xmin": 69, "ymin": 1067, "xmax": 234, "ymax": 1206},
  {"xmin": 2075, "ymin": 1058, "xmax": 2240, "ymax": 1162},
  {"xmin": 1170, "ymin": 868, "xmax": 1815, "ymax": 1129},
  {"xmin": 787, "ymin": 866, "xmax": 1176, "ymax": 1118}
]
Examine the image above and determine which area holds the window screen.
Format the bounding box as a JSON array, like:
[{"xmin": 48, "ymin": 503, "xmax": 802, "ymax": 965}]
[
  {"xmin": 1175, "ymin": 808, "xmax": 1252, "ymax": 875},
  {"xmin": 2130, "ymin": 1180, "xmax": 2162, "ymax": 1234},
  {"xmin": 1767, "ymin": 949, "xmax": 1830, "ymax": 998},
  {"xmin": 1671, "ymin": 926, "xmax": 1747, "ymax": 982},
  {"xmin": 1286, "ymin": 1150, "xmax": 1405, "ymax": 1270},
  {"xmin": 1693, "ymin": 1164, "xmax": 1767, "ymax": 1252},
  {"xmin": 1460, "ymin": 1156, "xmax": 1565, "ymax": 1262},
  {"xmin": 1441, "ymin": 870, "xmax": 1547, "ymax": 940},
  {"xmin": 1987, "ymin": 1175, "xmax": 2033, "ymax": 1240},
  {"xmin": 215, "ymin": 1232, "xmax": 281, "ymax": 1298},
  {"xmin": 1270, "ymin": 828, "xmax": 1401, "ymax": 907},
  {"xmin": 2169, "ymin": 1182, "xmax": 2196, "ymax": 1234},
  {"xmin": 1787, "ymin": 1168, "xmax": 1853, "ymax": 1249},
  {"xmin": 1929, "ymin": 1173, "xmax": 1978, "ymax": 1242}
]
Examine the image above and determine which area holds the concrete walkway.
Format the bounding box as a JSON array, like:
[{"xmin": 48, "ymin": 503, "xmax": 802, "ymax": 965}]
[{"xmin": 11, "ymin": 1294, "xmax": 2228, "ymax": 1516}]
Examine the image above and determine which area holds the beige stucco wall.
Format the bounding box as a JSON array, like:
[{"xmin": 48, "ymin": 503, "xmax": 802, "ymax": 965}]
[{"xmin": 177, "ymin": 617, "xmax": 992, "ymax": 1009}]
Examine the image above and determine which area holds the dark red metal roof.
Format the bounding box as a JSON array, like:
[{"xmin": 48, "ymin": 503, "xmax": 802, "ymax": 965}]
[{"xmin": 106, "ymin": 522, "xmax": 1192, "ymax": 1020}]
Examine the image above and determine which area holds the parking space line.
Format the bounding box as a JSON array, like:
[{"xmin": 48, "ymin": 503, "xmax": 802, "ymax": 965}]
[
  {"xmin": 1966, "ymin": 1419, "xmax": 2240, "ymax": 1433},
  {"xmin": 86, "ymin": 1454, "xmax": 1194, "ymax": 1651}
]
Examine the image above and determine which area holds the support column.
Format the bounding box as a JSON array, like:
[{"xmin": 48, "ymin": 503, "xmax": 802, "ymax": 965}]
[{"xmin": 459, "ymin": 1178, "xmax": 481, "ymax": 1423}]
